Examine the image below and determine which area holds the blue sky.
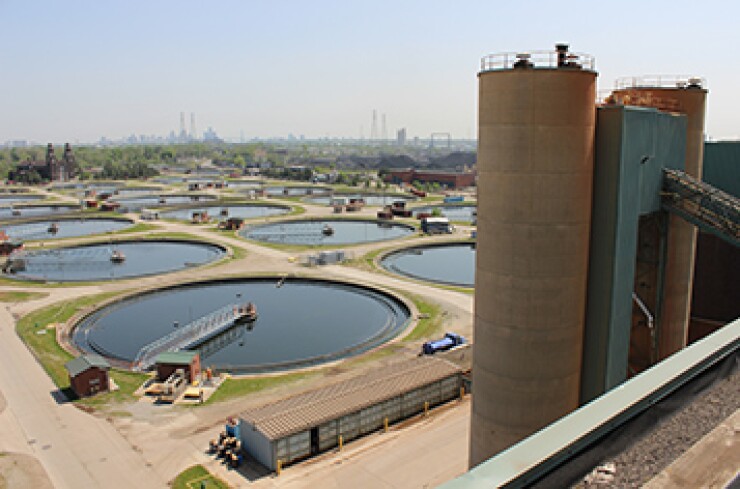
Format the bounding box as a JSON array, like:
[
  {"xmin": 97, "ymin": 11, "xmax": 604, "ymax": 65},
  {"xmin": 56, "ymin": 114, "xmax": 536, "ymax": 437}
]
[{"xmin": 0, "ymin": 0, "xmax": 737, "ymax": 143}]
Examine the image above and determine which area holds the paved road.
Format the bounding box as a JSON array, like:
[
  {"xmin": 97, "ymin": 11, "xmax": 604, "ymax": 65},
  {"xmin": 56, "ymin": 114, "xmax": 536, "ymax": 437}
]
[{"xmin": 0, "ymin": 305, "xmax": 164, "ymax": 488}]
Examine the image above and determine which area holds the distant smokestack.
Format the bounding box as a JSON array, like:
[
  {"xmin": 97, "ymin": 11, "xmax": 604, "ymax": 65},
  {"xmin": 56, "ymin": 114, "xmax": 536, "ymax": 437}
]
[{"xmin": 371, "ymin": 110, "xmax": 378, "ymax": 141}]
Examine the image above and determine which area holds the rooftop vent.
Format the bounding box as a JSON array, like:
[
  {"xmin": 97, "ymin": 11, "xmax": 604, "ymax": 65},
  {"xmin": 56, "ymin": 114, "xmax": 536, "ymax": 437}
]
[
  {"xmin": 556, "ymin": 43, "xmax": 569, "ymax": 67},
  {"xmin": 513, "ymin": 53, "xmax": 533, "ymax": 69},
  {"xmin": 687, "ymin": 77, "xmax": 703, "ymax": 89}
]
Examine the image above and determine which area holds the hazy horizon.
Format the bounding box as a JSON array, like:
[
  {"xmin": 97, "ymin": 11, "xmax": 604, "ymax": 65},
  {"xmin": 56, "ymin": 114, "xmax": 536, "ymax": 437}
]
[{"xmin": 1, "ymin": 0, "xmax": 738, "ymax": 143}]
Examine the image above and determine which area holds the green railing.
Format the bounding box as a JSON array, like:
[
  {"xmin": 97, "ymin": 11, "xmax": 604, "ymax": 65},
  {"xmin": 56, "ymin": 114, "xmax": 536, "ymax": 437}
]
[{"xmin": 441, "ymin": 317, "xmax": 739, "ymax": 488}]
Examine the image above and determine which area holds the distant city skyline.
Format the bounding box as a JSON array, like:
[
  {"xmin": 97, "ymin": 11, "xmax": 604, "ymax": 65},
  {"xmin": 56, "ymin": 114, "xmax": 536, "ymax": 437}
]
[{"xmin": 1, "ymin": 1, "xmax": 738, "ymax": 143}]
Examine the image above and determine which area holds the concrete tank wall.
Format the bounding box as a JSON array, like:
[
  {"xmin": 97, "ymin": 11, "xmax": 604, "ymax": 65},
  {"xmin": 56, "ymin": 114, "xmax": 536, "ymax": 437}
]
[
  {"xmin": 613, "ymin": 86, "xmax": 707, "ymax": 360},
  {"xmin": 471, "ymin": 66, "xmax": 596, "ymax": 467}
]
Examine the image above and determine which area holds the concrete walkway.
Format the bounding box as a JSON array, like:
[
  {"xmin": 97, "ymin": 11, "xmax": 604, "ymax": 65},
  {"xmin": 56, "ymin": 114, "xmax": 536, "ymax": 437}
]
[{"xmin": 0, "ymin": 305, "xmax": 164, "ymax": 488}]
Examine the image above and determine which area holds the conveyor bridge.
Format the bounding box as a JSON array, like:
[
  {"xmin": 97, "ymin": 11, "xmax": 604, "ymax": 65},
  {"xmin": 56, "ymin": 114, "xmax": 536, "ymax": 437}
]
[{"xmin": 662, "ymin": 168, "xmax": 740, "ymax": 247}]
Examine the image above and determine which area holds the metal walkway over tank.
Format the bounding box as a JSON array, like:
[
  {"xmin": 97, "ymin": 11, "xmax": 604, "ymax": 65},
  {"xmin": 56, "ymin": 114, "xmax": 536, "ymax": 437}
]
[
  {"xmin": 133, "ymin": 303, "xmax": 254, "ymax": 371},
  {"xmin": 662, "ymin": 168, "xmax": 740, "ymax": 247},
  {"xmin": 4, "ymin": 247, "xmax": 119, "ymax": 272}
]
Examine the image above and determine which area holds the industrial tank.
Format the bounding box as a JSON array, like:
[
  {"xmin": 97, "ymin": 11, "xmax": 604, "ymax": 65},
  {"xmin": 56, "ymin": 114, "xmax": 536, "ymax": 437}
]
[
  {"xmin": 612, "ymin": 79, "xmax": 707, "ymax": 360},
  {"xmin": 470, "ymin": 45, "xmax": 597, "ymax": 467}
]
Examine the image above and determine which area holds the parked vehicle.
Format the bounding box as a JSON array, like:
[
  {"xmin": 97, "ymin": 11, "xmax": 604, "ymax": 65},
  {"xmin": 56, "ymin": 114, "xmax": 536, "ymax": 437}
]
[
  {"xmin": 422, "ymin": 332, "xmax": 466, "ymax": 355},
  {"xmin": 421, "ymin": 216, "xmax": 453, "ymax": 234}
]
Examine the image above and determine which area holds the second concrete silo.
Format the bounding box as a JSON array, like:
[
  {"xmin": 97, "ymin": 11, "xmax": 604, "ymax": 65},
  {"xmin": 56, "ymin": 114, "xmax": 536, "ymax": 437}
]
[
  {"xmin": 612, "ymin": 79, "xmax": 707, "ymax": 362},
  {"xmin": 470, "ymin": 45, "xmax": 597, "ymax": 467}
]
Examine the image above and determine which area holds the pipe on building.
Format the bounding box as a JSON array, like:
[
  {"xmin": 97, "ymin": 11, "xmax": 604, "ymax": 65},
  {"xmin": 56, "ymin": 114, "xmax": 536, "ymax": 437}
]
[{"xmin": 633, "ymin": 292, "xmax": 656, "ymax": 364}]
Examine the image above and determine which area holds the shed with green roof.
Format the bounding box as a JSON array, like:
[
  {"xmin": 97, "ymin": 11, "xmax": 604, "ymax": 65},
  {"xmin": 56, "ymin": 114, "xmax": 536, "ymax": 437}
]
[
  {"xmin": 155, "ymin": 350, "xmax": 200, "ymax": 383},
  {"xmin": 64, "ymin": 354, "xmax": 111, "ymax": 398}
]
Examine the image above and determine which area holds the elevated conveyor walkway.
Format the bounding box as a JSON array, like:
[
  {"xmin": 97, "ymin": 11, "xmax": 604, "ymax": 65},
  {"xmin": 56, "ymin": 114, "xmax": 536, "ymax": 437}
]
[
  {"xmin": 133, "ymin": 303, "xmax": 256, "ymax": 371},
  {"xmin": 662, "ymin": 169, "xmax": 740, "ymax": 247}
]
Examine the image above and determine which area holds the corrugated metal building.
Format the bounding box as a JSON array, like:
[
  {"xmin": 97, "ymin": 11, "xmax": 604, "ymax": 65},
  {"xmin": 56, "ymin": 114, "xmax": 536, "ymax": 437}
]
[{"xmin": 239, "ymin": 356, "xmax": 462, "ymax": 470}]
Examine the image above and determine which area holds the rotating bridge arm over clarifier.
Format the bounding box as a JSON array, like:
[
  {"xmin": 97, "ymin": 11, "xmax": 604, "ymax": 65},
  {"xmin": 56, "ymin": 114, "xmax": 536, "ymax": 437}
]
[{"xmin": 133, "ymin": 303, "xmax": 256, "ymax": 371}]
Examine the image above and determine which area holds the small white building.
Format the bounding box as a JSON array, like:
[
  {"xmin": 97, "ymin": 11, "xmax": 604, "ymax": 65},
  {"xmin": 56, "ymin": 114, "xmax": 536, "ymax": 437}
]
[
  {"xmin": 140, "ymin": 208, "xmax": 159, "ymax": 220},
  {"xmin": 421, "ymin": 216, "xmax": 453, "ymax": 234}
]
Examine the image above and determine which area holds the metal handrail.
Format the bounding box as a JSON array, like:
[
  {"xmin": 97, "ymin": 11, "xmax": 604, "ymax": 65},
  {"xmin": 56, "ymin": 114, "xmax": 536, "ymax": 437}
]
[
  {"xmin": 615, "ymin": 75, "xmax": 706, "ymax": 90},
  {"xmin": 441, "ymin": 317, "xmax": 740, "ymax": 488},
  {"xmin": 133, "ymin": 302, "xmax": 250, "ymax": 371},
  {"xmin": 480, "ymin": 50, "xmax": 595, "ymax": 72}
]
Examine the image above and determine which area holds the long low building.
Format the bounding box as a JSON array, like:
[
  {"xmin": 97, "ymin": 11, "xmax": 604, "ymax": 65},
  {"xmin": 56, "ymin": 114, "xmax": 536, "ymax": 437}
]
[
  {"xmin": 385, "ymin": 169, "xmax": 476, "ymax": 189},
  {"xmin": 239, "ymin": 356, "xmax": 463, "ymax": 470}
]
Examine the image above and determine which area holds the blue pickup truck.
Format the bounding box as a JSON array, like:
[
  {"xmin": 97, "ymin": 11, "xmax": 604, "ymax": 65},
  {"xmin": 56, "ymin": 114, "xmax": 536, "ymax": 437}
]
[{"xmin": 422, "ymin": 332, "xmax": 466, "ymax": 355}]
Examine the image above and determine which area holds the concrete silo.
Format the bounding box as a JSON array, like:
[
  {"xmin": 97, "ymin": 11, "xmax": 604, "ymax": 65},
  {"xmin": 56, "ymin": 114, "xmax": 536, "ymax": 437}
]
[
  {"xmin": 470, "ymin": 45, "xmax": 597, "ymax": 467},
  {"xmin": 612, "ymin": 79, "xmax": 707, "ymax": 361}
]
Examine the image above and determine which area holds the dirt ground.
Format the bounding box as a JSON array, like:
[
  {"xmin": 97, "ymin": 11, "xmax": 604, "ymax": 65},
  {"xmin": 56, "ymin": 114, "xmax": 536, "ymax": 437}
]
[{"xmin": 0, "ymin": 453, "xmax": 54, "ymax": 489}]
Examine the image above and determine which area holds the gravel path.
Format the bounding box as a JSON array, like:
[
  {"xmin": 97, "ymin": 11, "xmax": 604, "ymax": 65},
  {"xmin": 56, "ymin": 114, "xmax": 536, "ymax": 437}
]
[{"xmin": 576, "ymin": 364, "xmax": 740, "ymax": 488}]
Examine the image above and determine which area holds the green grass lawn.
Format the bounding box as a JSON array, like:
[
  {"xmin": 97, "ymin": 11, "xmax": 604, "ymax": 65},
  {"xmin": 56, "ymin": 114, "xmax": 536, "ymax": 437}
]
[
  {"xmin": 15, "ymin": 290, "xmax": 148, "ymax": 407},
  {"xmin": 204, "ymin": 371, "xmax": 317, "ymax": 405},
  {"xmin": 228, "ymin": 244, "xmax": 248, "ymax": 261},
  {"xmin": 0, "ymin": 290, "xmax": 48, "ymax": 302},
  {"xmin": 172, "ymin": 465, "xmax": 230, "ymax": 489},
  {"xmin": 403, "ymin": 294, "xmax": 443, "ymax": 342},
  {"xmin": 16, "ymin": 292, "xmax": 121, "ymax": 387}
]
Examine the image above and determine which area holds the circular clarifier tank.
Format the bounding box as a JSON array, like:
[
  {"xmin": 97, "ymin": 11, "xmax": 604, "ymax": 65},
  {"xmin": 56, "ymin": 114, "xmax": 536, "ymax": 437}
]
[
  {"xmin": 113, "ymin": 194, "xmax": 216, "ymax": 211},
  {"xmin": 265, "ymin": 185, "xmax": 331, "ymax": 196},
  {"xmin": 225, "ymin": 180, "xmax": 263, "ymax": 188},
  {"xmin": 305, "ymin": 194, "xmax": 416, "ymax": 206},
  {"xmin": 0, "ymin": 204, "xmax": 80, "ymax": 220},
  {"xmin": 242, "ymin": 219, "xmax": 415, "ymax": 245},
  {"xmin": 411, "ymin": 205, "xmax": 477, "ymax": 224},
  {"xmin": 0, "ymin": 194, "xmax": 44, "ymax": 203},
  {"xmin": 6, "ymin": 240, "xmax": 225, "ymax": 282},
  {"xmin": 1, "ymin": 218, "xmax": 134, "ymax": 240},
  {"xmin": 381, "ymin": 242, "xmax": 476, "ymax": 287},
  {"xmin": 161, "ymin": 204, "xmax": 290, "ymax": 221},
  {"xmin": 52, "ymin": 182, "xmax": 120, "ymax": 191},
  {"xmin": 73, "ymin": 277, "xmax": 411, "ymax": 373},
  {"xmin": 153, "ymin": 176, "xmax": 186, "ymax": 185},
  {"xmin": 88, "ymin": 186, "xmax": 162, "ymax": 196}
]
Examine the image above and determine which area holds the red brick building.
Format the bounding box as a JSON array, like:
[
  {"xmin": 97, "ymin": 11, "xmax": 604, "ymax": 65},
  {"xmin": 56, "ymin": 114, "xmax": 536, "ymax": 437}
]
[
  {"xmin": 8, "ymin": 143, "xmax": 79, "ymax": 183},
  {"xmin": 64, "ymin": 354, "xmax": 111, "ymax": 398},
  {"xmin": 155, "ymin": 351, "xmax": 201, "ymax": 383},
  {"xmin": 384, "ymin": 169, "xmax": 476, "ymax": 189}
]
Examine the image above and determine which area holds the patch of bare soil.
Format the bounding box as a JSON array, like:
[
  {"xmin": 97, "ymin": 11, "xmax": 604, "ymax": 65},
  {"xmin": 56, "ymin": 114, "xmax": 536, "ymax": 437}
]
[{"xmin": 0, "ymin": 452, "xmax": 54, "ymax": 489}]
